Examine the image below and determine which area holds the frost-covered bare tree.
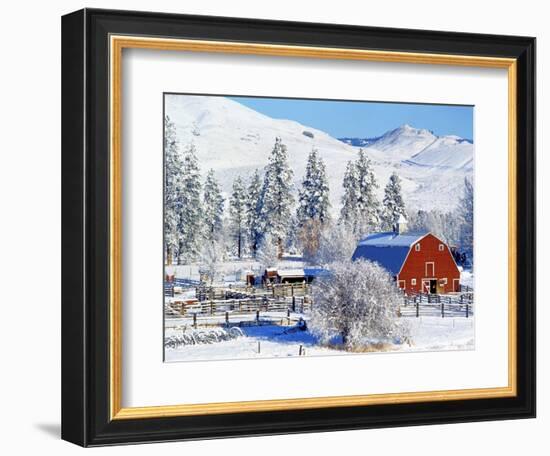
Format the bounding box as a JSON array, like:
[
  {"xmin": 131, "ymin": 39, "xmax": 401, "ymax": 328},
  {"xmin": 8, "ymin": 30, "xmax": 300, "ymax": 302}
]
[
  {"xmin": 314, "ymin": 222, "xmax": 358, "ymax": 265},
  {"xmin": 310, "ymin": 259, "xmax": 409, "ymax": 349},
  {"xmin": 408, "ymin": 209, "xmax": 461, "ymax": 246},
  {"xmin": 199, "ymin": 240, "xmax": 224, "ymax": 285},
  {"xmin": 256, "ymin": 233, "xmax": 279, "ymax": 271}
]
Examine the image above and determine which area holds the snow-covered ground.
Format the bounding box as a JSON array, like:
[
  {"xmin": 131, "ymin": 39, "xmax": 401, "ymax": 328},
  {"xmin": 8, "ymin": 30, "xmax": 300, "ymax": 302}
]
[{"xmin": 165, "ymin": 316, "xmax": 474, "ymax": 362}]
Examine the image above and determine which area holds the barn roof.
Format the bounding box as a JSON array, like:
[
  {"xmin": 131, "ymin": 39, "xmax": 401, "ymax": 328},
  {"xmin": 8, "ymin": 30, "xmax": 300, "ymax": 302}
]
[
  {"xmin": 352, "ymin": 231, "xmax": 428, "ymax": 275},
  {"xmin": 277, "ymin": 269, "xmax": 305, "ymax": 278}
]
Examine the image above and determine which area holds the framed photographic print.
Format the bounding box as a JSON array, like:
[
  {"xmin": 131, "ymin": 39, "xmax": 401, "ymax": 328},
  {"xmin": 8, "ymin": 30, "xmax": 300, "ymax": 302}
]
[{"xmin": 61, "ymin": 8, "xmax": 536, "ymax": 447}]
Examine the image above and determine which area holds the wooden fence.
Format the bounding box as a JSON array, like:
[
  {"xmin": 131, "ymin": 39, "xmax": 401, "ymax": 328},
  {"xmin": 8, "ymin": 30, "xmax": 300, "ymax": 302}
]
[
  {"xmin": 401, "ymin": 292, "xmax": 474, "ymax": 318},
  {"xmin": 166, "ymin": 295, "xmax": 312, "ymax": 319},
  {"xmin": 194, "ymin": 282, "xmax": 309, "ymax": 302}
]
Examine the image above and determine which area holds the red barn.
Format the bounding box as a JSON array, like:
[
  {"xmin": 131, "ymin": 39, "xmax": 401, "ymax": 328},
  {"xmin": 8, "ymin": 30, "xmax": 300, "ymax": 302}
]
[{"xmin": 352, "ymin": 228, "xmax": 460, "ymax": 294}]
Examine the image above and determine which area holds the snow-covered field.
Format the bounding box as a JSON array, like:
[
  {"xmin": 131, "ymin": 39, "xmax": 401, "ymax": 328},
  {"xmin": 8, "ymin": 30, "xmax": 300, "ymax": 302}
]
[{"xmin": 165, "ymin": 316, "xmax": 474, "ymax": 362}]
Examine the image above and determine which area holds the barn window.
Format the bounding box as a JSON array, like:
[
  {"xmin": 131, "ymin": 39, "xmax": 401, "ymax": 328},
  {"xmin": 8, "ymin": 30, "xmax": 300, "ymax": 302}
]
[
  {"xmin": 439, "ymin": 244, "xmax": 444, "ymax": 251},
  {"xmin": 411, "ymin": 278, "xmax": 417, "ymax": 285},
  {"xmin": 440, "ymin": 278, "xmax": 447, "ymax": 285},
  {"xmin": 415, "ymin": 243, "xmax": 420, "ymax": 251}
]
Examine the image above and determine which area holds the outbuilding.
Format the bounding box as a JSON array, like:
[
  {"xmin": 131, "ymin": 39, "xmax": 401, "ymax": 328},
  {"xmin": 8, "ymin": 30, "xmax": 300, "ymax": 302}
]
[{"xmin": 352, "ymin": 223, "xmax": 460, "ymax": 294}]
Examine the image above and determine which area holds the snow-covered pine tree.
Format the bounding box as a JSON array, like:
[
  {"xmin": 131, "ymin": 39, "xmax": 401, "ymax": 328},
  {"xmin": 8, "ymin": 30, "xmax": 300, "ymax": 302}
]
[
  {"xmin": 228, "ymin": 176, "xmax": 247, "ymax": 258},
  {"xmin": 245, "ymin": 169, "xmax": 263, "ymax": 257},
  {"xmin": 381, "ymin": 172, "xmax": 407, "ymax": 231},
  {"xmin": 458, "ymin": 177, "xmax": 474, "ymax": 262},
  {"xmin": 202, "ymin": 169, "xmax": 225, "ymax": 243},
  {"xmin": 259, "ymin": 137, "xmax": 294, "ymax": 258},
  {"xmin": 354, "ymin": 149, "xmax": 381, "ymax": 235},
  {"xmin": 163, "ymin": 116, "xmax": 183, "ymax": 265},
  {"xmin": 339, "ymin": 160, "xmax": 360, "ymax": 231},
  {"xmin": 309, "ymin": 259, "xmax": 410, "ymax": 349},
  {"xmin": 296, "ymin": 148, "xmax": 330, "ymax": 224},
  {"xmin": 175, "ymin": 143, "xmax": 202, "ymax": 264},
  {"xmin": 296, "ymin": 148, "xmax": 330, "ymax": 260}
]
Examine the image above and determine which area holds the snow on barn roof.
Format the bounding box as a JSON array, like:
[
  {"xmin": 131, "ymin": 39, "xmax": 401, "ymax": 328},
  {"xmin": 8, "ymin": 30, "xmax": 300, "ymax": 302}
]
[
  {"xmin": 352, "ymin": 231, "xmax": 428, "ymax": 275},
  {"xmin": 277, "ymin": 269, "xmax": 305, "ymax": 278}
]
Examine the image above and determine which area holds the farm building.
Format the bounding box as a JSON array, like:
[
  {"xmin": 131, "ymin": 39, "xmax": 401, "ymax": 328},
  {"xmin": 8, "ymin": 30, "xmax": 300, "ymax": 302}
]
[
  {"xmin": 261, "ymin": 268, "xmax": 330, "ymax": 285},
  {"xmin": 352, "ymin": 221, "xmax": 460, "ymax": 294}
]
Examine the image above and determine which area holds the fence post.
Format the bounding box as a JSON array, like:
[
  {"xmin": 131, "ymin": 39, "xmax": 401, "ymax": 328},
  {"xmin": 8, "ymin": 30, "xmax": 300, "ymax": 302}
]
[
  {"xmin": 466, "ymin": 303, "xmax": 469, "ymax": 318},
  {"xmin": 292, "ymin": 296, "xmax": 296, "ymax": 312},
  {"xmin": 193, "ymin": 313, "xmax": 197, "ymax": 329},
  {"xmin": 441, "ymin": 302, "xmax": 444, "ymax": 318},
  {"xmin": 210, "ymin": 300, "xmax": 213, "ymax": 315},
  {"xmin": 225, "ymin": 311, "xmax": 229, "ymax": 325},
  {"xmin": 299, "ymin": 345, "xmax": 303, "ymax": 356},
  {"xmin": 287, "ymin": 308, "xmax": 291, "ymax": 325},
  {"xmin": 416, "ymin": 301, "xmax": 419, "ymax": 318},
  {"xmin": 256, "ymin": 310, "xmax": 260, "ymax": 324}
]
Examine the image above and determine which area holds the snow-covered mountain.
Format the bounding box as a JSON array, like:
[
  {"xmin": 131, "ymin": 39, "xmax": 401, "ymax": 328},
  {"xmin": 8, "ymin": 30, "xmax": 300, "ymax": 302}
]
[{"xmin": 165, "ymin": 95, "xmax": 474, "ymax": 214}]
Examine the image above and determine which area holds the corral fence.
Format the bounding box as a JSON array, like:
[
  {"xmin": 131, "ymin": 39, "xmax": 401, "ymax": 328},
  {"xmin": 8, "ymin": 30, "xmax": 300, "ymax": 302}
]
[
  {"xmin": 401, "ymin": 292, "xmax": 474, "ymax": 318},
  {"xmin": 166, "ymin": 295, "xmax": 312, "ymax": 319},
  {"xmin": 164, "ymin": 278, "xmax": 201, "ymax": 297},
  {"xmin": 195, "ymin": 282, "xmax": 310, "ymax": 301}
]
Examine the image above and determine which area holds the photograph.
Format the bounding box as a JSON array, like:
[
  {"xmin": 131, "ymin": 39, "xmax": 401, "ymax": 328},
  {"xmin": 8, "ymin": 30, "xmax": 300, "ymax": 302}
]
[{"xmin": 163, "ymin": 94, "xmax": 475, "ymax": 362}]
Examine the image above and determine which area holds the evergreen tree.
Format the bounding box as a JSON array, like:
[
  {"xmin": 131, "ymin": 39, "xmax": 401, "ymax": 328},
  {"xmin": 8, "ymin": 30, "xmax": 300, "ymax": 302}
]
[
  {"xmin": 355, "ymin": 149, "xmax": 381, "ymax": 234},
  {"xmin": 259, "ymin": 138, "xmax": 294, "ymax": 257},
  {"xmin": 458, "ymin": 177, "xmax": 474, "ymax": 262},
  {"xmin": 176, "ymin": 143, "xmax": 202, "ymax": 264},
  {"xmin": 296, "ymin": 148, "xmax": 330, "ymax": 224},
  {"xmin": 163, "ymin": 116, "xmax": 183, "ymax": 264},
  {"xmin": 296, "ymin": 148, "xmax": 330, "ymax": 260},
  {"xmin": 228, "ymin": 176, "xmax": 247, "ymax": 258},
  {"xmin": 339, "ymin": 160, "xmax": 360, "ymax": 231},
  {"xmin": 245, "ymin": 169, "xmax": 263, "ymax": 257},
  {"xmin": 202, "ymin": 169, "xmax": 225, "ymax": 243},
  {"xmin": 381, "ymin": 172, "xmax": 406, "ymax": 231},
  {"xmin": 339, "ymin": 150, "xmax": 381, "ymax": 236}
]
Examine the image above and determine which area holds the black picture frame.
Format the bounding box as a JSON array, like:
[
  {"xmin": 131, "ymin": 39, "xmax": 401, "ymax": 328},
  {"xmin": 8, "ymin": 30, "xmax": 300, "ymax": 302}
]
[{"xmin": 62, "ymin": 8, "xmax": 536, "ymax": 447}]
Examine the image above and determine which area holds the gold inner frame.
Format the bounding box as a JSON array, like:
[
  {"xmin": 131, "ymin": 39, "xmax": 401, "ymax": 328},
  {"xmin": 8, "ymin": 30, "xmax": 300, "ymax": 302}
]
[{"xmin": 109, "ymin": 35, "xmax": 517, "ymax": 420}]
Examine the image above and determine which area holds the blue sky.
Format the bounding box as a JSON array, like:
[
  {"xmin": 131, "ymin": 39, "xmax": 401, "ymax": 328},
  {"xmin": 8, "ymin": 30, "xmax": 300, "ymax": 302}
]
[{"xmin": 229, "ymin": 96, "xmax": 473, "ymax": 140}]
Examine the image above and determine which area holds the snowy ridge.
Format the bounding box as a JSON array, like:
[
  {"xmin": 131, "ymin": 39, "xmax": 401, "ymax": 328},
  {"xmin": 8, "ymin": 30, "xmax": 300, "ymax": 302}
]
[
  {"xmin": 165, "ymin": 95, "xmax": 474, "ymax": 213},
  {"xmin": 404, "ymin": 135, "xmax": 474, "ymax": 170}
]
